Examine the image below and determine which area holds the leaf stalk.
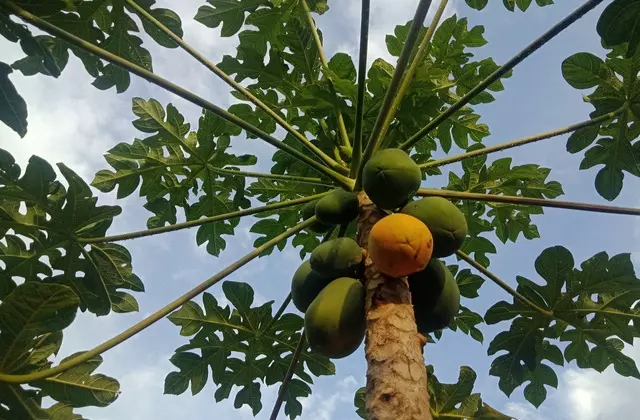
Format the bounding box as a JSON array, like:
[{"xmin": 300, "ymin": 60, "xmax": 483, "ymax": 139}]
[
  {"xmin": 354, "ymin": 0, "xmax": 434, "ymax": 190},
  {"xmin": 124, "ymin": 0, "xmax": 348, "ymax": 176},
  {"xmin": 0, "ymin": 1, "xmax": 352, "ymax": 188},
  {"xmin": 350, "ymin": 0, "xmax": 371, "ymax": 178},
  {"xmin": 301, "ymin": 0, "xmax": 352, "ymax": 151},
  {"xmin": 420, "ymin": 108, "xmax": 625, "ymax": 170},
  {"xmin": 79, "ymin": 192, "xmax": 331, "ymax": 244},
  {"xmin": 416, "ymin": 188, "xmax": 640, "ymax": 216},
  {"xmin": 0, "ymin": 217, "xmax": 319, "ymax": 384},
  {"xmin": 399, "ymin": 0, "xmax": 606, "ymax": 152}
]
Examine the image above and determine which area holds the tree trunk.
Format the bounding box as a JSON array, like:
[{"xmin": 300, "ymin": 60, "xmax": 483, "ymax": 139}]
[{"xmin": 355, "ymin": 191, "xmax": 432, "ymax": 420}]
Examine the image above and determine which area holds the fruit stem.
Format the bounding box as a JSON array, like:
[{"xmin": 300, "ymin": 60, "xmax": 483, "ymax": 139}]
[
  {"xmin": 456, "ymin": 251, "xmax": 553, "ymax": 318},
  {"xmin": 301, "ymin": 0, "xmax": 352, "ymax": 152},
  {"xmin": 419, "ymin": 107, "xmax": 625, "ymax": 170},
  {"xmin": 0, "ymin": 1, "xmax": 352, "ymax": 188},
  {"xmin": 269, "ymin": 331, "xmax": 307, "ymax": 420},
  {"xmin": 415, "ymin": 188, "xmax": 640, "ymax": 216},
  {"xmin": 79, "ymin": 192, "xmax": 332, "ymax": 244},
  {"xmin": 398, "ymin": 0, "xmax": 606, "ymax": 152},
  {"xmin": 124, "ymin": 0, "xmax": 348, "ymax": 176},
  {"xmin": 354, "ymin": 0, "xmax": 434, "ymax": 191},
  {"xmin": 350, "ymin": 0, "xmax": 371, "ymax": 178},
  {"xmin": 0, "ymin": 217, "xmax": 318, "ymax": 384}
]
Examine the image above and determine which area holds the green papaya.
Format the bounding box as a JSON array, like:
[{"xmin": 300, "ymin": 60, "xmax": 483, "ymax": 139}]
[
  {"xmin": 408, "ymin": 259, "xmax": 460, "ymax": 334},
  {"xmin": 300, "ymin": 199, "xmax": 334, "ymax": 233},
  {"xmin": 401, "ymin": 197, "xmax": 468, "ymax": 257},
  {"xmin": 362, "ymin": 148, "xmax": 422, "ymax": 209},
  {"xmin": 315, "ymin": 189, "xmax": 359, "ymax": 225},
  {"xmin": 291, "ymin": 260, "xmax": 333, "ymax": 313},
  {"xmin": 304, "ymin": 277, "xmax": 366, "ymax": 359},
  {"xmin": 310, "ymin": 237, "xmax": 363, "ymax": 278}
]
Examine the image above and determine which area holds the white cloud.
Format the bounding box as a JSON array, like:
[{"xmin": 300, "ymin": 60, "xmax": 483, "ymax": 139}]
[
  {"xmin": 559, "ymin": 343, "xmax": 640, "ymax": 420},
  {"xmin": 300, "ymin": 375, "xmax": 362, "ymax": 420}
]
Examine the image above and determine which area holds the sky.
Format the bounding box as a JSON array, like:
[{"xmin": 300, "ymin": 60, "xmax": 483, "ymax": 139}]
[{"xmin": 1, "ymin": 0, "xmax": 640, "ymax": 419}]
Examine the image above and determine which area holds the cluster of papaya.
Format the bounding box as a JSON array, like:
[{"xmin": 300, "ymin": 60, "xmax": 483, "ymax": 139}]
[{"xmin": 292, "ymin": 148, "xmax": 468, "ymax": 358}]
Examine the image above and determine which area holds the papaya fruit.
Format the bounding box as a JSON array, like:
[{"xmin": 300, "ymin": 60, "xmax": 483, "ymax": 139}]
[
  {"xmin": 300, "ymin": 199, "xmax": 333, "ymax": 233},
  {"xmin": 367, "ymin": 213, "xmax": 433, "ymax": 277},
  {"xmin": 362, "ymin": 148, "xmax": 422, "ymax": 209},
  {"xmin": 315, "ymin": 189, "xmax": 359, "ymax": 225},
  {"xmin": 304, "ymin": 277, "xmax": 366, "ymax": 359},
  {"xmin": 400, "ymin": 197, "xmax": 468, "ymax": 257},
  {"xmin": 310, "ymin": 237, "xmax": 363, "ymax": 278},
  {"xmin": 408, "ymin": 259, "xmax": 460, "ymax": 334},
  {"xmin": 291, "ymin": 260, "xmax": 334, "ymax": 313}
]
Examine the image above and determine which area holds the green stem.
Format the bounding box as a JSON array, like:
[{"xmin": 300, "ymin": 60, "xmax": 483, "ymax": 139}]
[
  {"xmin": 301, "ymin": 0, "xmax": 352, "ymax": 151},
  {"xmin": 456, "ymin": 251, "xmax": 553, "ymax": 318},
  {"xmin": 124, "ymin": 0, "xmax": 348, "ymax": 176},
  {"xmin": 207, "ymin": 166, "xmax": 333, "ymax": 187},
  {"xmin": 0, "ymin": 217, "xmax": 318, "ymax": 384},
  {"xmin": 354, "ymin": 0, "xmax": 434, "ymax": 190},
  {"xmin": 0, "ymin": 1, "xmax": 351, "ymax": 188},
  {"xmin": 377, "ymin": 0, "xmax": 448, "ymax": 145},
  {"xmin": 399, "ymin": 0, "xmax": 606, "ymax": 152},
  {"xmin": 416, "ymin": 188, "xmax": 640, "ymax": 216},
  {"xmin": 79, "ymin": 192, "xmax": 330, "ymax": 244},
  {"xmin": 419, "ymin": 108, "xmax": 625, "ymax": 169},
  {"xmin": 269, "ymin": 330, "xmax": 306, "ymax": 420},
  {"xmin": 350, "ymin": 0, "xmax": 370, "ymax": 178}
]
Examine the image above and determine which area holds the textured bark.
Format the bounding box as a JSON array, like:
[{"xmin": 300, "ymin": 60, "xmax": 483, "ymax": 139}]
[{"xmin": 355, "ymin": 191, "xmax": 432, "ymax": 420}]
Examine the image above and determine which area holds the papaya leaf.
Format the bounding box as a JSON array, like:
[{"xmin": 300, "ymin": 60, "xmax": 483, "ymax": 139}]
[
  {"xmin": 447, "ymin": 154, "xmax": 562, "ymax": 265},
  {"xmin": 596, "ymin": 0, "xmax": 640, "ymax": 58},
  {"xmin": 354, "ymin": 365, "xmax": 514, "ymax": 419},
  {"xmin": 0, "ymin": 149, "xmax": 143, "ymax": 316},
  {"xmin": 1, "ymin": 0, "xmax": 182, "ymax": 93},
  {"xmin": 561, "ymin": 47, "xmax": 640, "ymax": 200},
  {"xmin": 0, "ymin": 61, "xmax": 28, "ymax": 137},
  {"xmin": 0, "ymin": 282, "xmax": 78, "ymax": 374},
  {"xmin": 91, "ymin": 98, "xmax": 260, "ymax": 256},
  {"xmin": 45, "ymin": 403, "xmax": 86, "ymax": 420},
  {"xmin": 485, "ymin": 246, "xmax": 640, "ymax": 407},
  {"xmin": 166, "ymin": 281, "xmax": 335, "ymax": 419},
  {"xmin": 0, "ymin": 383, "xmax": 48, "ymax": 420},
  {"xmin": 34, "ymin": 353, "xmax": 120, "ymax": 408},
  {"xmin": 195, "ymin": 0, "xmax": 268, "ymax": 38}
]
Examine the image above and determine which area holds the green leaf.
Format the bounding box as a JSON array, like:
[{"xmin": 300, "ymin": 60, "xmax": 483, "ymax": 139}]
[
  {"xmin": 0, "ymin": 383, "xmax": 49, "ymax": 420},
  {"xmin": 566, "ymin": 124, "xmax": 600, "ymax": 153},
  {"xmin": 0, "ymin": 61, "xmax": 28, "ymax": 137},
  {"xmin": 562, "ymin": 48, "xmax": 639, "ymax": 200},
  {"xmin": 92, "ymin": 99, "xmax": 258, "ymax": 256},
  {"xmin": 35, "ymin": 353, "xmax": 120, "ymax": 408},
  {"xmin": 134, "ymin": 5, "xmax": 184, "ymax": 49},
  {"xmin": 2, "ymin": 1, "xmax": 176, "ymax": 93},
  {"xmin": 561, "ymin": 53, "xmax": 619, "ymax": 90},
  {"xmin": 195, "ymin": 0, "xmax": 268, "ymax": 38},
  {"xmin": 597, "ymin": 0, "xmax": 640, "ymax": 57},
  {"xmin": 45, "ymin": 403, "xmax": 86, "ymax": 420},
  {"xmin": 0, "ymin": 149, "xmax": 143, "ymax": 316},
  {"xmin": 0, "ymin": 282, "xmax": 78, "ymax": 373},
  {"xmin": 486, "ymin": 246, "xmax": 640, "ymax": 406},
  {"xmin": 464, "ymin": 0, "xmax": 489, "ymax": 10},
  {"xmin": 166, "ymin": 281, "xmax": 335, "ymax": 418}
]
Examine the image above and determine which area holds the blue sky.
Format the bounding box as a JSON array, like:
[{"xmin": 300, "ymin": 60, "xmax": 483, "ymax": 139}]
[{"xmin": 1, "ymin": 0, "xmax": 639, "ymax": 419}]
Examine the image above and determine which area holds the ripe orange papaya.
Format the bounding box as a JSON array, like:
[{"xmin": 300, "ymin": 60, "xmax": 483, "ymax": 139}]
[{"xmin": 367, "ymin": 213, "xmax": 433, "ymax": 277}]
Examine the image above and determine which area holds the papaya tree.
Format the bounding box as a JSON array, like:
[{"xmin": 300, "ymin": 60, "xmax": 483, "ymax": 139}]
[{"xmin": 1, "ymin": 0, "xmax": 640, "ymax": 419}]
